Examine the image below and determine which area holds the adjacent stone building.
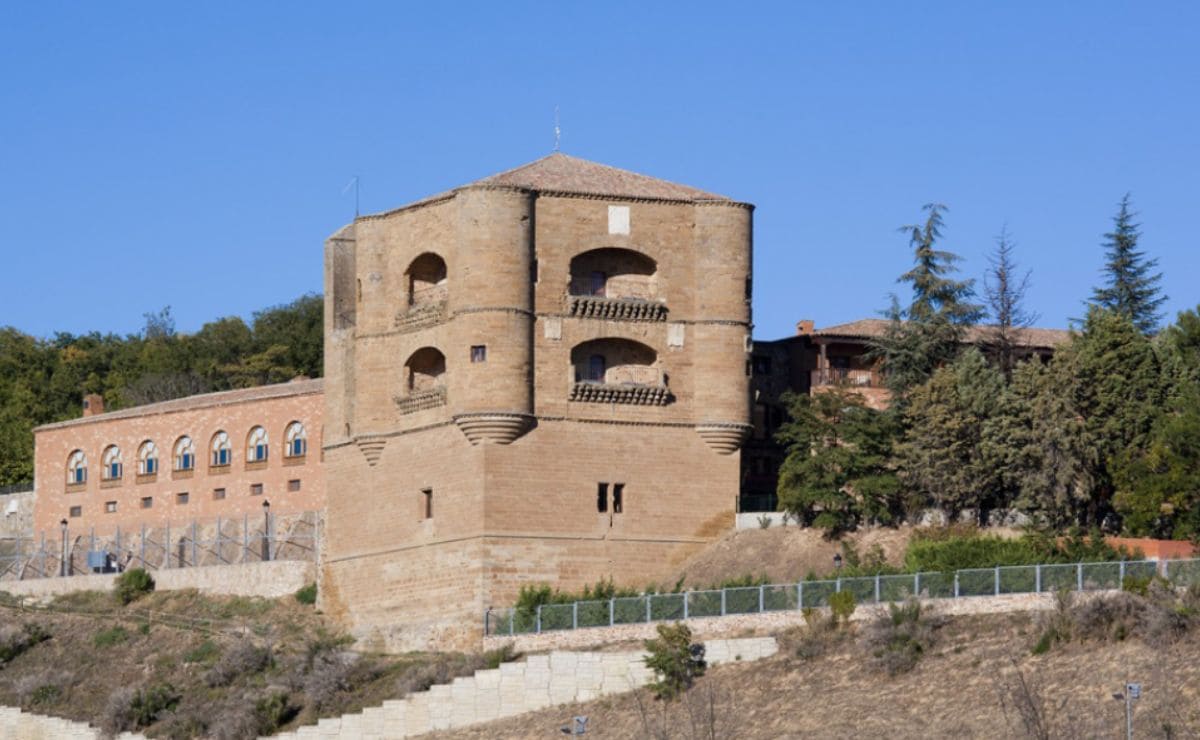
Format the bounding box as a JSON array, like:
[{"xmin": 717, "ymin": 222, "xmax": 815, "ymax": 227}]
[
  {"xmin": 319, "ymin": 154, "xmax": 754, "ymax": 650},
  {"xmin": 32, "ymin": 380, "xmax": 324, "ymax": 536}
]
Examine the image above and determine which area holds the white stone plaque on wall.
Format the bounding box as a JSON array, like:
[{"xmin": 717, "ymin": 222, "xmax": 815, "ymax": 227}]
[
  {"xmin": 608, "ymin": 205, "xmax": 630, "ymax": 235},
  {"xmin": 544, "ymin": 317, "xmax": 563, "ymax": 340},
  {"xmin": 667, "ymin": 323, "xmax": 685, "ymax": 347}
]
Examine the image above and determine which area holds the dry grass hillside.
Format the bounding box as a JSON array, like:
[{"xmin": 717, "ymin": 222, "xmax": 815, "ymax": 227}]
[{"xmin": 431, "ymin": 604, "xmax": 1200, "ymax": 739}]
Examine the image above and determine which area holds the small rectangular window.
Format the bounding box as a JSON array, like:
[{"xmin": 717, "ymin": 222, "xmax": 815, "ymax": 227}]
[
  {"xmin": 212, "ymin": 488, "xmax": 226, "ymax": 501},
  {"xmin": 597, "ymin": 483, "xmax": 608, "ymax": 513},
  {"xmin": 471, "ymin": 345, "xmax": 487, "ymax": 363},
  {"xmin": 105, "ymin": 501, "xmax": 117, "ymax": 513},
  {"xmin": 422, "ymin": 488, "xmax": 433, "ymax": 519},
  {"xmin": 176, "ymin": 492, "xmax": 189, "ymax": 505},
  {"xmin": 288, "ymin": 479, "xmax": 301, "ymax": 492},
  {"xmin": 613, "ymin": 483, "xmax": 624, "ymax": 514},
  {"xmin": 69, "ymin": 506, "xmax": 82, "ymax": 518},
  {"xmin": 140, "ymin": 497, "xmax": 153, "ymax": 509},
  {"xmin": 250, "ymin": 483, "xmax": 263, "ymax": 496}
]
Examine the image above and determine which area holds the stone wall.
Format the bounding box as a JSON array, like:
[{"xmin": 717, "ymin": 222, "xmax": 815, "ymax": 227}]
[
  {"xmin": 0, "ymin": 490, "xmax": 34, "ymax": 540},
  {"xmin": 273, "ymin": 636, "xmax": 777, "ymax": 739},
  {"xmin": 0, "ymin": 705, "xmax": 143, "ymax": 739},
  {"xmin": 0, "ymin": 560, "xmax": 314, "ymax": 602}
]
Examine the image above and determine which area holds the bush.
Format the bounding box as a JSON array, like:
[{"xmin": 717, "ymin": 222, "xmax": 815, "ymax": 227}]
[
  {"xmin": 184, "ymin": 639, "xmax": 222, "ymax": 664},
  {"xmin": 93, "ymin": 626, "xmax": 129, "ymax": 648},
  {"xmin": 829, "ymin": 590, "xmax": 857, "ymax": 625},
  {"xmin": 0, "ymin": 623, "xmax": 49, "ymax": 664},
  {"xmin": 483, "ymin": 642, "xmax": 518, "ymax": 669},
  {"xmin": 114, "ymin": 568, "xmax": 155, "ymax": 605},
  {"xmin": 1032, "ymin": 584, "xmax": 1198, "ymax": 654},
  {"xmin": 102, "ymin": 683, "xmax": 180, "ymax": 733},
  {"xmin": 643, "ymin": 623, "xmax": 706, "ymax": 701},
  {"xmin": 295, "ymin": 582, "xmax": 318, "ymax": 605},
  {"xmin": 205, "ymin": 640, "xmax": 273, "ymax": 687},
  {"xmin": 904, "ymin": 529, "xmax": 1127, "ymax": 573},
  {"xmin": 863, "ymin": 598, "xmax": 943, "ymax": 675},
  {"xmin": 782, "ymin": 607, "xmax": 848, "ymax": 661}
]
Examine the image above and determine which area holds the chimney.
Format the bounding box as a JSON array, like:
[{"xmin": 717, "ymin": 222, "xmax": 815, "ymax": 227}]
[
  {"xmin": 796, "ymin": 320, "xmax": 815, "ymax": 336},
  {"xmin": 82, "ymin": 393, "xmax": 104, "ymax": 418}
]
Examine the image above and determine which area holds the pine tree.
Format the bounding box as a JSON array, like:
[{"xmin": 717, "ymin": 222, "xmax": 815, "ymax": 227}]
[
  {"xmin": 872, "ymin": 204, "xmax": 984, "ymax": 398},
  {"xmin": 1091, "ymin": 194, "xmax": 1166, "ymax": 334},
  {"xmin": 981, "ymin": 227, "xmax": 1037, "ymax": 379}
]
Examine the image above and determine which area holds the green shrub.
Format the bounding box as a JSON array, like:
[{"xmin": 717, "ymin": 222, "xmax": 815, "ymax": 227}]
[
  {"xmin": 114, "ymin": 568, "xmax": 155, "ymax": 605},
  {"xmin": 643, "ymin": 623, "xmax": 706, "ymax": 701},
  {"xmin": 0, "ymin": 623, "xmax": 49, "ymax": 663},
  {"xmin": 205, "ymin": 640, "xmax": 273, "ymax": 687},
  {"xmin": 93, "ymin": 626, "xmax": 129, "ymax": 648},
  {"xmin": 295, "ymin": 582, "xmax": 318, "ymax": 605},
  {"xmin": 864, "ymin": 598, "xmax": 943, "ymax": 675},
  {"xmin": 30, "ymin": 684, "xmax": 60, "ymax": 706},
  {"xmin": 904, "ymin": 529, "xmax": 1127, "ymax": 573},
  {"xmin": 483, "ymin": 642, "xmax": 518, "ymax": 669},
  {"xmin": 254, "ymin": 690, "xmax": 294, "ymax": 733},
  {"xmin": 184, "ymin": 639, "xmax": 221, "ymax": 664},
  {"xmin": 829, "ymin": 590, "xmax": 857, "ymax": 625},
  {"xmin": 130, "ymin": 683, "xmax": 180, "ymax": 728}
]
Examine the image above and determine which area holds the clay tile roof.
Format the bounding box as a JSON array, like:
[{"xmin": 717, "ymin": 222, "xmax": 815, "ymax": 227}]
[
  {"xmin": 812, "ymin": 319, "xmax": 1071, "ymax": 349},
  {"xmin": 34, "ymin": 378, "xmax": 324, "ymax": 432},
  {"xmin": 472, "ymin": 153, "xmax": 730, "ymax": 201}
]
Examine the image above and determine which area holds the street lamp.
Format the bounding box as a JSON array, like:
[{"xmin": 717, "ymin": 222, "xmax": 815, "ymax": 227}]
[
  {"xmin": 261, "ymin": 500, "xmax": 271, "ymax": 562},
  {"xmin": 59, "ymin": 518, "xmax": 68, "ymax": 577}
]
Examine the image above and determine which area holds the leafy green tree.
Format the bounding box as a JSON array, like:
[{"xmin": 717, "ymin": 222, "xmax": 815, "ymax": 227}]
[
  {"xmin": 1090, "ymin": 194, "xmax": 1166, "ymax": 334},
  {"xmin": 776, "ymin": 386, "xmax": 901, "ymax": 533},
  {"xmin": 896, "ymin": 349, "xmax": 1013, "ymax": 522},
  {"xmin": 872, "ymin": 204, "xmax": 983, "ymax": 399}
]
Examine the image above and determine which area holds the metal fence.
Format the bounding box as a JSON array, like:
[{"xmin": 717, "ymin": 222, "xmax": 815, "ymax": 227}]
[
  {"xmin": 0, "ymin": 511, "xmax": 320, "ymax": 581},
  {"xmin": 484, "ymin": 558, "xmax": 1200, "ymax": 636}
]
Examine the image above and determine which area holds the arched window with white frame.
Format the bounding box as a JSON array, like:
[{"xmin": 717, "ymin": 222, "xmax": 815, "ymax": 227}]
[
  {"xmin": 247, "ymin": 426, "xmax": 268, "ymax": 462},
  {"xmin": 285, "ymin": 421, "xmax": 307, "ymax": 458},
  {"xmin": 66, "ymin": 450, "xmax": 87, "ymax": 485},
  {"xmin": 137, "ymin": 440, "xmax": 158, "ymax": 475},
  {"xmin": 211, "ymin": 431, "xmax": 231, "ymax": 467},
  {"xmin": 101, "ymin": 445, "xmax": 123, "ymax": 481},
  {"xmin": 174, "ymin": 436, "xmax": 195, "ymax": 471}
]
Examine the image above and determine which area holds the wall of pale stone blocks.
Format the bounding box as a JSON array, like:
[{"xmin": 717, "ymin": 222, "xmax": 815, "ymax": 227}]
[
  {"xmin": 33, "ymin": 388, "xmax": 324, "ymax": 537},
  {"xmin": 0, "ymin": 560, "xmax": 314, "ymax": 602},
  {"xmin": 0, "ymin": 490, "xmax": 34, "ymax": 539}
]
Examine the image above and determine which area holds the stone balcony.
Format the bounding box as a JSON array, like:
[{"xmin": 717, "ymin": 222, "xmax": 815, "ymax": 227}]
[
  {"xmin": 395, "ymin": 300, "xmax": 447, "ymax": 332},
  {"xmin": 569, "ymin": 381, "xmax": 672, "ymax": 406},
  {"xmin": 394, "ymin": 387, "xmax": 447, "ymax": 415},
  {"xmin": 568, "ymin": 295, "xmax": 667, "ymax": 322}
]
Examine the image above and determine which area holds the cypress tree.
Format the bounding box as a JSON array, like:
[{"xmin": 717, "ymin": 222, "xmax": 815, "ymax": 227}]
[
  {"xmin": 981, "ymin": 227, "xmax": 1037, "ymax": 379},
  {"xmin": 1090, "ymin": 194, "xmax": 1166, "ymax": 334}
]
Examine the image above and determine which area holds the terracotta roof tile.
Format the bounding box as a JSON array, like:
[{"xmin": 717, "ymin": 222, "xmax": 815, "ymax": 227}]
[
  {"xmin": 812, "ymin": 318, "xmax": 1070, "ymax": 349},
  {"xmin": 473, "ymin": 153, "xmax": 730, "ymax": 201},
  {"xmin": 34, "ymin": 378, "xmax": 324, "ymax": 432}
]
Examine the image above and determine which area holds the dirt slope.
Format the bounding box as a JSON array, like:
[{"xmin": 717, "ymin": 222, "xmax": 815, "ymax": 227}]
[{"xmin": 427, "ymin": 610, "xmax": 1200, "ymax": 739}]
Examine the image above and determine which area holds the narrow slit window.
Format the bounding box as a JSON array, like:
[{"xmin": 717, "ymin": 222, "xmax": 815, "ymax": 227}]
[
  {"xmin": 612, "ymin": 483, "xmax": 624, "ymax": 514},
  {"xmin": 597, "ymin": 482, "xmax": 608, "ymax": 513},
  {"xmin": 422, "ymin": 488, "xmax": 433, "ymax": 519}
]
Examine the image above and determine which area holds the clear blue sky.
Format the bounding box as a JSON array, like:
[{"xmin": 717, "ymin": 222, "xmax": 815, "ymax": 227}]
[{"xmin": 2, "ymin": 2, "xmax": 1197, "ymax": 341}]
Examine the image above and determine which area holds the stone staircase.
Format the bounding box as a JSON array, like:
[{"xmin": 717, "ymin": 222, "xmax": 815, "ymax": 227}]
[{"xmin": 275, "ymin": 637, "xmax": 777, "ymax": 739}]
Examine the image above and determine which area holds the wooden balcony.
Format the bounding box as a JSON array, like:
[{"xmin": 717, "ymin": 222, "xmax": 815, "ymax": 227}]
[{"xmin": 810, "ymin": 368, "xmax": 884, "ymax": 388}]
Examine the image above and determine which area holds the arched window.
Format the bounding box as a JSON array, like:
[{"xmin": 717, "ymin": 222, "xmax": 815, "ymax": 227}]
[
  {"xmin": 137, "ymin": 440, "xmax": 159, "ymax": 475},
  {"xmin": 247, "ymin": 426, "xmax": 269, "ymax": 462},
  {"xmin": 406, "ymin": 253, "xmax": 448, "ymax": 307},
  {"xmin": 285, "ymin": 421, "xmax": 307, "ymax": 458},
  {"xmin": 101, "ymin": 445, "xmax": 123, "ymax": 481},
  {"xmin": 66, "ymin": 450, "xmax": 87, "ymax": 485},
  {"xmin": 174, "ymin": 436, "xmax": 195, "ymax": 471},
  {"xmin": 211, "ymin": 431, "xmax": 231, "ymax": 467},
  {"xmin": 404, "ymin": 347, "xmax": 447, "ymax": 393},
  {"xmin": 569, "ymin": 248, "xmax": 657, "ymax": 300}
]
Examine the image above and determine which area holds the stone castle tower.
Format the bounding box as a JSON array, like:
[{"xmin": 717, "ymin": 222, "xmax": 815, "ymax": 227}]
[{"xmin": 320, "ymin": 154, "xmax": 753, "ymax": 650}]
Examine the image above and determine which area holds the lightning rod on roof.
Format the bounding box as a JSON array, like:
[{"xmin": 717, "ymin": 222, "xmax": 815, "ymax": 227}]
[
  {"xmin": 342, "ymin": 176, "xmax": 360, "ymax": 217},
  {"xmin": 554, "ymin": 106, "xmax": 561, "ymax": 152}
]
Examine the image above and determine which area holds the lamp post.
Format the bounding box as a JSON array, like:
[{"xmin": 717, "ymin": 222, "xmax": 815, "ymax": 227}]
[
  {"xmin": 59, "ymin": 518, "xmax": 68, "ymax": 577},
  {"xmin": 261, "ymin": 500, "xmax": 271, "ymax": 562}
]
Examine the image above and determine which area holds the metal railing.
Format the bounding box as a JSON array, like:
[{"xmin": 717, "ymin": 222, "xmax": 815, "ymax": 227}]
[
  {"xmin": 484, "ymin": 558, "xmax": 1200, "ymax": 636},
  {"xmin": 811, "ymin": 368, "xmax": 884, "ymax": 388},
  {"xmin": 0, "ymin": 511, "xmax": 320, "ymax": 581}
]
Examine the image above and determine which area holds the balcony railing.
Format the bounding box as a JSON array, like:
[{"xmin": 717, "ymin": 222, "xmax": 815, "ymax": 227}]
[
  {"xmin": 568, "ymin": 295, "xmax": 667, "ymax": 322},
  {"xmin": 410, "ymin": 282, "xmax": 448, "ymax": 307},
  {"xmin": 394, "ymin": 386, "xmax": 447, "ymax": 415},
  {"xmin": 570, "ymin": 381, "xmax": 672, "ymax": 406},
  {"xmin": 811, "ymin": 368, "xmax": 884, "ymax": 388}
]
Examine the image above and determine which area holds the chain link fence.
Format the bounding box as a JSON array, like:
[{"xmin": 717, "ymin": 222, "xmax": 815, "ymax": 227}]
[
  {"xmin": 485, "ymin": 557, "xmax": 1200, "ymax": 636},
  {"xmin": 0, "ymin": 511, "xmax": 319, "ymax": 581}
]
